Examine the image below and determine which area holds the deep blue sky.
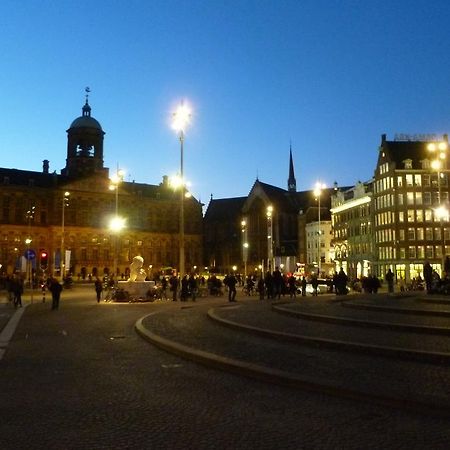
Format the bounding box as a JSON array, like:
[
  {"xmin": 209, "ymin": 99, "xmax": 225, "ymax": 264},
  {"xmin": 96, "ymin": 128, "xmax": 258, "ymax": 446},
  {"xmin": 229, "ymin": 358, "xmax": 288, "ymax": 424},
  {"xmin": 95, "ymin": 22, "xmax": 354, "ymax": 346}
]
[{"xmin": 1, "ymin": 0, "xmax": 449, "ymax": 208}]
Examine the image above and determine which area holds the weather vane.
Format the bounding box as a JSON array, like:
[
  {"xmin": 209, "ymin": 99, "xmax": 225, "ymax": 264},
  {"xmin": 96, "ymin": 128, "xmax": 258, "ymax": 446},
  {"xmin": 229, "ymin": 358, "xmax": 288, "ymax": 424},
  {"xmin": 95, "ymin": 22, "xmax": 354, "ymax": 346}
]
[{"xmin": 85, "ymin": 86, "xmax": 91, "ymax": 102}]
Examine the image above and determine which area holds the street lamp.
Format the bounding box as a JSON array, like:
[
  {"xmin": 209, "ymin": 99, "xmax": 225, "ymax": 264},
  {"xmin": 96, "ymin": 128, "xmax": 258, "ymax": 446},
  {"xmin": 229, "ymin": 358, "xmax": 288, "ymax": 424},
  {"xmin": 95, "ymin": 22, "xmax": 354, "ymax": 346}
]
[
  {"xmin": 266, "ymin": 205, "xmax": 273, "ymax": 272},
  {"xmin": 109, "ymin": 168, "xmax": 125, "ymax": 284},
  {"xmin": 172, "ymin": 102, "xmax": 192, "ymax": 278},
  {"xmin": 241, "ymin": 219, "xmax": 249, "ymax": 280},
  {"xmin": 427, "ymin": 141, "xmax": 448, "ymax": 274},
  {"xmin": 25, "ymin": 206, "xmax": 35, "ymax": 287},
  {"xmin": 109, "ymin": 216, "xmax": 126, "ymax": 287},
  {"xmin": 61, "ymin": 191, "xmax": 70, "ymax": 279},
  {"xmin": 314, "ymin": 182, "xmax": 326, "ymax": 276},
  {"xmin": 110, "ymin": 168, "xmax": 125, "ymax": 216}
]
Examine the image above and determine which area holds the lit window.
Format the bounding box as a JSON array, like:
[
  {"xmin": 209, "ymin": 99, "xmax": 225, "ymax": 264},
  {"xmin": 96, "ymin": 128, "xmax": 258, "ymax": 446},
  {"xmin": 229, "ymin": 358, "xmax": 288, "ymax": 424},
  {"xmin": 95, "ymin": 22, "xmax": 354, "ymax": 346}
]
[
  {"xmin": 407, "ymin": 192, "xmax": 414, "ymax": 205},
  {"xmin": 397, "ymin": 176, "xmax": 403, "ymax": 187},
  {"xmin": 406, "ymin": 174, "xmax": 413, "ymax": 186},
  {"xmin": 417, "ymin": 228, "xmax": 424, "ymax": 240},
  {"xmin": 416, "ymin": 210, "xmax": 423, "ymax": 222},
  {"xmin": 415, "ymin": 192, "xmax": 422, "ymax": 205},
  {"xmin": 414, "ymin": 174, "xmax": 422, "ymax": 186},
  {"xmin": 417, "ymin": 246, "xmax": 425, "ymax": 259}
]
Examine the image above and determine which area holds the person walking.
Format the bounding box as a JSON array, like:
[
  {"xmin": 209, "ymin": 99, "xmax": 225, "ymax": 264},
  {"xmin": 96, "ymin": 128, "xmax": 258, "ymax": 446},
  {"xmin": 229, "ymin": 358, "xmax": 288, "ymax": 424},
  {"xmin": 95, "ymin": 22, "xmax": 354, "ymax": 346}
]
[
  {"xmin": 288, "ymin": 274, "xmax": 296, "ymax": 298},
  {"xmin": 257, "ymin": 276, "xmax": 265, "ymax": 300},
  {"xmin": 188, "ymin": 274, "xmax": 198, "ymax": 301},
  {"xmin": 49, "ymin": 278, "xmax": 63, "ymax": 310},
  {"xmin": 311, "ymin": 274, "xmax": 319, "ymax": 297},
  {"xmin": 424, "ymin": 261, "xmax": 433, "ymax": 293},
  {"xmin": 272, "ymin": 267, "xmax": 283, "ymax": 299},
  {"xmin": 301, "ymin": 276, "xmax": 307, "ymax": 297},
  {"xmin": 385, "ymin": 269, "xmax": 394, "ymax": 294},
  {"xmin": 180, "ymin": 275, "xmax": 189, "ymax": 301},
  {"xmin": 94, "ymin": 277, "xmax": 103, "ymax": 302},
  {"xmin": 161, "ymin": 276, "xmax": 168, "ymax": 300},
  {"xmin": 226, "ymin": 273, "xmax": 237, "ymax": 302},
  {"xmin": 13, "ymin": 275, "xmax": 23, "ymax": 308},
  {"xmin": 169, "ymin": 273, "xmax": 178, "ymax": 301}
]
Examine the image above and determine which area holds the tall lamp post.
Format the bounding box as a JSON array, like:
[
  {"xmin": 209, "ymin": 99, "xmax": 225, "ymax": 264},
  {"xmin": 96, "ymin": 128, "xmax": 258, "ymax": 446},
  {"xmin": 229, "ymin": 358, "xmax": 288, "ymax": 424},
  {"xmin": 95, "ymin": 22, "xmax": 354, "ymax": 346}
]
[
  {"xmin": 314, "ymin": 182, "xmax": 326, "ymax": 276},
  {"xmin": 61, "ymin": 191, "xmax": 70, "ymax": 279},
  {"xmin": 241, "ymin": 219, "xmax": 248, "ymax": 281},
  {"xmin": 427, "ymin": 141, "xmax": 448, "ymax": 275},
  {"xmin": 266, "ymin": 206, "xmax": 273, "ymax": 272},
  {"xmin": 171, "ymin": 102, "xmax": 192, "ymax": 278},
  {"xmin": 110, "ymin": 169, "xmax": 125, "ymax": 284},
  {"xmin": 25, "ymin": 206, "xmax": 35, "ymax": 287}
]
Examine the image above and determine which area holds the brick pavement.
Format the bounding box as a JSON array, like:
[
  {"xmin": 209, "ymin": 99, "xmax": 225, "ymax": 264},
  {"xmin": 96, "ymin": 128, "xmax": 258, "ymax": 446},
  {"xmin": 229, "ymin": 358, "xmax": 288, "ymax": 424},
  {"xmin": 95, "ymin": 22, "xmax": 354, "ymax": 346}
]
[
  {"xmin": 3, "ymin": 288, "xmax": 450, "ymax": 448},
  {"xmin": 138, "ymin": 294, "xmax": 450, "ymax": 415}
]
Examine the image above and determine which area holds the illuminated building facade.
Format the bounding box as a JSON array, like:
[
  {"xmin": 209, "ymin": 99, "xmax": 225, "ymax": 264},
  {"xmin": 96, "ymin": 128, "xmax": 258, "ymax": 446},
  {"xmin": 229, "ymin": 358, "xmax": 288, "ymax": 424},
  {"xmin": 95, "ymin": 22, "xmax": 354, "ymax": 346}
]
[
  {"xmin": 331, "ymin": 181, "xmax": 373, "ymax": 279},
  {"xmin": 0, "ymin": 98, "xmax": 203, "ymax": 279},
  {"xmin": 373, "ymin": 133, "xmax": 449, "ymax": 282}
]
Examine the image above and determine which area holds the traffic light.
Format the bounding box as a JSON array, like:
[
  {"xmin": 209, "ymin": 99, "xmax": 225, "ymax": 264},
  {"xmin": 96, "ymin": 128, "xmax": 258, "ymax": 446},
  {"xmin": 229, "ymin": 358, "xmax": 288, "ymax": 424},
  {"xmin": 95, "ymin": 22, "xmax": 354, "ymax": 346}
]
[{"xmin": 40, "ymin": 250, "xmax": 48, "ymax": 270}]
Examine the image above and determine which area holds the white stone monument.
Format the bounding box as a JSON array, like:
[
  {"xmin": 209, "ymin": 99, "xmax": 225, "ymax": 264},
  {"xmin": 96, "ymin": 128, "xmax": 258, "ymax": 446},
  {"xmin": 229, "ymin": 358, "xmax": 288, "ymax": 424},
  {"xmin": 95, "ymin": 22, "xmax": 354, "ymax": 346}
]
[{"xmin": 118, "ymin": 256, "xmax": 154, "ymax": 300}]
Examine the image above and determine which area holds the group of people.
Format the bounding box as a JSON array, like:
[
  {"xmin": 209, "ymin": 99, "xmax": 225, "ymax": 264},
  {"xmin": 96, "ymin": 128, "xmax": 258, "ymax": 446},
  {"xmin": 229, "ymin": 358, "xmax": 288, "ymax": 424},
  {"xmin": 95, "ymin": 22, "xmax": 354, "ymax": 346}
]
[
  {"xmin": 5, "ymin": 275, "xmax": 24, "ymax": 308},
  {"xmin": 4, "ymin": 275, "xmax": 63, "ymax": 310}
]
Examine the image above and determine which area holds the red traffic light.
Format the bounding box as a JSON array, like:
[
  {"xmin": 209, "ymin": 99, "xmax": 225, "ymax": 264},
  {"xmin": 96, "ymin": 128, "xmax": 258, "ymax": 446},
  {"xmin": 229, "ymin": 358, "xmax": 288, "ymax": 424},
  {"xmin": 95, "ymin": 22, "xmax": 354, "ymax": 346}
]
[{"xmin": 40, "ymin": 250, "xmax": 49, "ymax": 270}]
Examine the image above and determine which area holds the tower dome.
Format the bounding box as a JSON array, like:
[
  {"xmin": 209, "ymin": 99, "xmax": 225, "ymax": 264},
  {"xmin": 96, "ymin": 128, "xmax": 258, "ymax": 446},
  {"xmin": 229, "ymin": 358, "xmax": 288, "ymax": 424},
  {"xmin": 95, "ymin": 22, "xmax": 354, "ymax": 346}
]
[
  {"xmin": 62, "ymin": 94, "xmax": 106, "ymax": 178},
  {"xmin": 69, "ymin": 99, "xmax": 103, "ymax": 131}
]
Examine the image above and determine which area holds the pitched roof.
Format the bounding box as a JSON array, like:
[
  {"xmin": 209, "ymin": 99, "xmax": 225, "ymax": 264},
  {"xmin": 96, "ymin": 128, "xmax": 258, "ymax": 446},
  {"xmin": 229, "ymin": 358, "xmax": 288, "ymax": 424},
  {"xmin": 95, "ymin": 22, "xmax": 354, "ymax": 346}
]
[{"xmin": 204, "ymin": 197, "xmax": 247, "ymax": 221}]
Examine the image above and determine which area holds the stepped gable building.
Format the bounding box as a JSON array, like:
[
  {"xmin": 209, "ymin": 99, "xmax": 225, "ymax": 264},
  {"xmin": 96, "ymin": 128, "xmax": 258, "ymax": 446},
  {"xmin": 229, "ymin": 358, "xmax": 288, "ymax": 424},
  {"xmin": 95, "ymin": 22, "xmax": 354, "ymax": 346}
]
[
  {"xmin": 373, "ymin": 133, "xmax": 450, "ymax": 281},
  {"xmin": 0, "ymin": 97, "xmax": 203, "ymax": 279},
  {"xmin": 204, "ymin": 149, "xmax": 337, "ymax": 275}
]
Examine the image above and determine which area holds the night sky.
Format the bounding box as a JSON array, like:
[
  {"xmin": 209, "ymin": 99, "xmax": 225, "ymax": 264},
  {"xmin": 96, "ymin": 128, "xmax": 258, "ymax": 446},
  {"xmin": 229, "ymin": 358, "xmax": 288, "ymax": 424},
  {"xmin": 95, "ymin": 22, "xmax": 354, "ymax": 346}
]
[{"xmin": 1, "ymin": 0, "xmax": 449, "ymax": 208}]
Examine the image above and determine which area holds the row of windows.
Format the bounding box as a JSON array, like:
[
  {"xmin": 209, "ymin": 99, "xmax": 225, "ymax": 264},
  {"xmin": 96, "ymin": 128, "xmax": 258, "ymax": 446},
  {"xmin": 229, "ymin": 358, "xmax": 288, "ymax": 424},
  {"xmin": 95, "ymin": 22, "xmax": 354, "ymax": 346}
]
[
  {"xmin": 399, "ymin": 209, "xmax": 448, "ymax": 223},
  {"xmin": 334, "ymin": 222, "xmax": 372, "ymax": 239},
  {"xmin": 376, "ymin": 227, "xmax": 450, "ymax": 243},
  {"xmin": 375, "ymin": 190, "xmax": 449, "ymax": 210},
  {"xmin": 333, "ymin": 205, "xmax": 371, "ymax": 224},
  {"xmin": 374, "ymin": 172, "xmax": 448, "ymax": 194},
  {"xmin": 378, "ymin": 245, "xmax": 448, "ymax": 261}
]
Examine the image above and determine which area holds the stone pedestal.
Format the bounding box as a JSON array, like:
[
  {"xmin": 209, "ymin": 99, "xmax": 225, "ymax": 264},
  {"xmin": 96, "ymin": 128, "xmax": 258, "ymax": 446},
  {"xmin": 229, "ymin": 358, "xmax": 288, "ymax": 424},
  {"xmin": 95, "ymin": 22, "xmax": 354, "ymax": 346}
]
[{"xmin": 117, "ymin": 280, "xmax": 155, "ymax": 299}]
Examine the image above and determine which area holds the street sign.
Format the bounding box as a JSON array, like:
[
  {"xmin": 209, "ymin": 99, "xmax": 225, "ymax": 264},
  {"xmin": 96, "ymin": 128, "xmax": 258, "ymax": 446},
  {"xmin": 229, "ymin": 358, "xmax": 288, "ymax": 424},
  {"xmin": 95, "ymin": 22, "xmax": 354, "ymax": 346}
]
[{"xmin": 25, "ymin": 249, "xmax": 36, "ymax": 260}]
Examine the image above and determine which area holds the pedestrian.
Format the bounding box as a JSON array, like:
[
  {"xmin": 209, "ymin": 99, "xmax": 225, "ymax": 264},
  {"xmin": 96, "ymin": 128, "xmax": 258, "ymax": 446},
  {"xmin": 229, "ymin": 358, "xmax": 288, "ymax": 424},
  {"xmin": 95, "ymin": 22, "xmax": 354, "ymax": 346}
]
[
  {"xmin": 13, "ymin": 275, "xmax": 23, "ymax": 308},
  {"xmin": 301, "ymin": 276, "xmax": 307, "ymax": 296},
  {"xmin": 257, "ymin": 276, "xmax": 265, "ymax": 300},
  {"xmin": 311, "ymin": 274, "xmax": 319, "ymax": 296},
  {"xmin": 264, "ymin": 271, "xmax": 274, "ymax": 299},
  {"xmin": 180, "ymin": 275, "xmax": 189, "ymax": 301},
  {"xmin": 424, "ymin": 261, "xmax": 433, "ymax": 293},
  {"xmin": 6, "ymin": 276, "xmax": 14, "ymax": 303},
  {"xmin": 288, "ymin": 274, "xmax": 296, "ymax": 298},
  {"xmin": 49, "ymin": 278, "xmax": 63, "ymax": 310},
  {"xmin": 188, "ymin": 274, "xmax": 197, "ymax": 301},
  {"xmin": 161, "ymin": 276, "xmax": 168, "ymax": 300},
  {"xmin": 226, "ymin": 272, "xmax": 237, "ymax": 302},
  {"xmin": 94, "ymin": 277, "xmax": 103, "ymax": 302},
  {"xmin": 273, "ymin": 267, "xmax": 283, "ymax": 299},
  {"xmin": 169, "ymin": 273, "xmax": 178, "ymax": 301},
  {"xmin": 385, "ymin": 269, "xmax": 394, "ymax": 294}
]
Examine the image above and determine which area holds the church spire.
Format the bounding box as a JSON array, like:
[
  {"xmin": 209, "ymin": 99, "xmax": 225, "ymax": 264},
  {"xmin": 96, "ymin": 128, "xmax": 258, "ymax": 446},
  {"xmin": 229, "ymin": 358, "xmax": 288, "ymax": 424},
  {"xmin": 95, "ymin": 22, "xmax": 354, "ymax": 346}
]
[{"xmin": 287, "ymin": 143, "xmax": 296, "ymax": 192}]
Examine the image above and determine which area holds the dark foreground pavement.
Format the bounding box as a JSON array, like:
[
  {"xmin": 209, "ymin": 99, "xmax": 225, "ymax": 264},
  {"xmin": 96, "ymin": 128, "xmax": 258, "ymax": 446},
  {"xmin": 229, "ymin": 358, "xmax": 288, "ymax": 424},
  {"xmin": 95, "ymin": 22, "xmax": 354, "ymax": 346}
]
[{"xmin": 1, "ymin": 288, "xmax": 450, "ymax": 449}]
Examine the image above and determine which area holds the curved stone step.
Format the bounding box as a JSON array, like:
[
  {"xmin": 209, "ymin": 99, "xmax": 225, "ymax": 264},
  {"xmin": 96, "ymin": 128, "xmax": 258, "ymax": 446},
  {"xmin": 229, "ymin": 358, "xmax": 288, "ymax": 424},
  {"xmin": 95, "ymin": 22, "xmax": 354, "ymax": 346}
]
[{"xmin": 135, "ymin": 306, "xmax": 450, "ymax": 417}]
